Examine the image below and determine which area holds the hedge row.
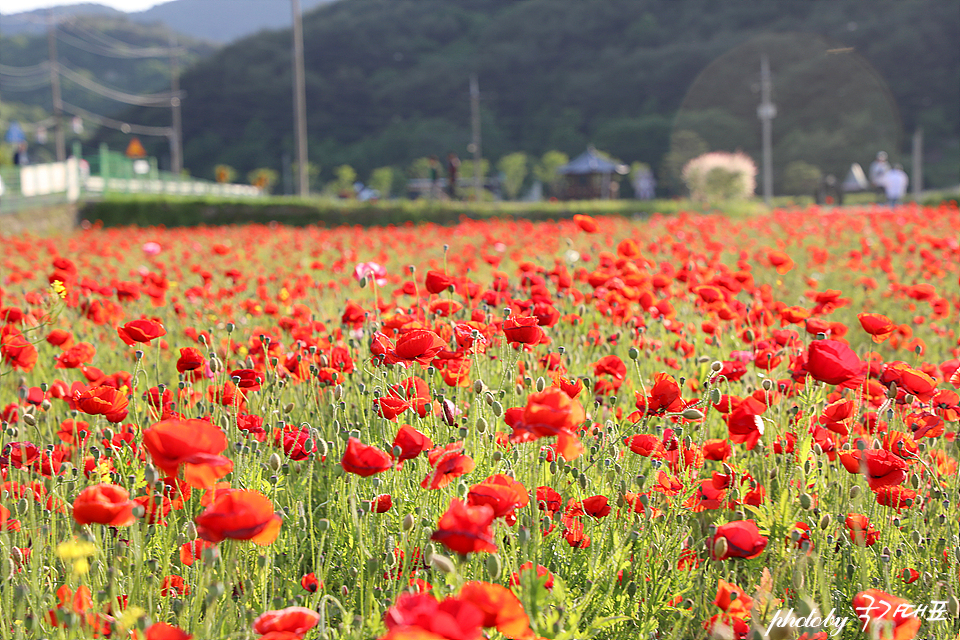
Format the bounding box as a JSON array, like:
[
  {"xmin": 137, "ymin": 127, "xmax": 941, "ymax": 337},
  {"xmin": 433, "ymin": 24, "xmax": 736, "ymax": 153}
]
[
  {"xmin": 78, "ymin": 196, "xmax": 691, "ymax": 228},
  {"xmin": 78, "ymin": 191, "xmax": 958, "ymax": 229}
]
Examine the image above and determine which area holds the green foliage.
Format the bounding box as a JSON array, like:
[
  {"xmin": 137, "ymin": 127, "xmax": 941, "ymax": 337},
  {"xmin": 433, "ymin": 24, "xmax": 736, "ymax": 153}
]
[
  {"xmin": 533, "ymin": 151, "xmax": 569, "ymax": 198},
  {"xmin": 214, "ymin": 164, "xmax": 236, "ymax": 183},
  {"xmin": 247, "ymin": 167, "xmax": 278, "ymax": 193},
  {"xmin": 497, "ymin": 152, "xmax": 529, "ymax": 200},
  {"xmin": 782, "ymin": 161, "xmax": 822, "ymax": 196},
  {"xmin": 325, "ymin": 164, "xmax": 357, "ymax": 196},
  {"xmin": 91, "ymin": 0, "xmax": 957, "ymax": 190},
  {"xmin": 661, "ymin": 131, "xmax": 709, "ymax": 195},
  {"xmin": 368, "ymin": 166, "xmax": 395, "ymax": 198},
  {"xmin": 79, "ymin": 194, "xmax": 694, "ymax": 228}
]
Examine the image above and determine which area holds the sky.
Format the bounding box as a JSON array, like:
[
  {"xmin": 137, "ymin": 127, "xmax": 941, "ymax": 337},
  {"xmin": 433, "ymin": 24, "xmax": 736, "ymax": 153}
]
[{"xmin": 1, "ymin": 0, "xmax": 168, "ymax": 15}]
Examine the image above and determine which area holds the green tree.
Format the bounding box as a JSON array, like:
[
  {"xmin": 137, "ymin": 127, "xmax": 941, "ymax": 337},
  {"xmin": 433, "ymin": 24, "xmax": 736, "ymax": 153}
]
[
  {"xmin": 326, "ymin": 164, "xmax": 357, "ymax": 196},
  {"xmin": 497, "ymin": 152, "xmax": 528, "ymax": 200},
  {"xmin": 782, "ymin": 161, "xmax": 822, "ymax": 195},
  {"xmin": 247, "ymin": 167, "xmax": 278, "ymax": 194},
  {"xmin": 533, "ymin": 151, "xmax": 569, "ymax": 197},
  {"xmin": 661, "ymin": 130, "xmax": 709, "ymax": 195},
  {"xmin": 368, "ymin": 166, "xmax": 395, "ymax": 197}
]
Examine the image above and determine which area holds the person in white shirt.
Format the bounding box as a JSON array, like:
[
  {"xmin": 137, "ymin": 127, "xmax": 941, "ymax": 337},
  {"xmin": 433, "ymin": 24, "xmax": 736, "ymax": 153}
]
[
  {"xmin": 868, "ymin": 151, "xmax": 890, "ymax": 194},
  {"xmin": 882, "ymin": 163, "xmax": 908, "ymax": 206}
]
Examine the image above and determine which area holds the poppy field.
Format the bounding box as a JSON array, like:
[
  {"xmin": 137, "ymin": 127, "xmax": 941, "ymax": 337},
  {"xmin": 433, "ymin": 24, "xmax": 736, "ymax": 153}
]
[{"xmin": 1, "ymin": 202, "xmax": 959, "ymax": 640}]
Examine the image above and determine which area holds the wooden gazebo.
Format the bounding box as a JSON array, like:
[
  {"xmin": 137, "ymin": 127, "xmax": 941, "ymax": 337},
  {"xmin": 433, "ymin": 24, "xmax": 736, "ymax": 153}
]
[{"xmin": 557, "ymin": 146, "xmax": 628, "ymax": 200}]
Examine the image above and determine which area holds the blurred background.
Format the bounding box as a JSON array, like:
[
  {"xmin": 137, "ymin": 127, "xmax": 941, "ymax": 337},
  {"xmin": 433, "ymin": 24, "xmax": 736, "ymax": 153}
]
[{"xmin": 1, "ymin": 0, "xmax": 957, "ymax": 200}]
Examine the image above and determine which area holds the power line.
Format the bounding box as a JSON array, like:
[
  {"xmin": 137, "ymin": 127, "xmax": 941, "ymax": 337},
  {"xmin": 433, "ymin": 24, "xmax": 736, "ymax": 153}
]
[
  {"xmin": 58, "ymin": 19, "xmax": 183, "ymax": 58},
  {"xmin": 0, "ymin": 61, "xmax": 50, "ymax": 76},
  {"xmin": 61, "ymin": 101, "xmax": 173, "ymax": 137},
  {"xmin": 57, "ymin": 62, "xmax": 183, "ymax": 107},
  {"xmin": 56, "ymin": 26, "xmax": 181, "ymax": 59}
]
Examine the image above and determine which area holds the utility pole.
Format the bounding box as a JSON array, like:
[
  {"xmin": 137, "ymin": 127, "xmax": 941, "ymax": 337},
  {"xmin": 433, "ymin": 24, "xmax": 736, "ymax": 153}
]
[
  {"xmin": 169, "ymin": 32, "xmax": 183, "ymax": 175},
  {"xmin": 757, "ymin": 55, "xmax": 776, "ymax": 204},
  {"xmin": 469, "ymin": 74, "xmax": 482, "ymax": 200},
  {"xmin": 912, "ymin": 128, "xmax": 923, "ymax": 197},
  {"xmin": 291, "ymin": 0, "xmax": 309, "ymax": 196},
  {"xmin": 48, "ymin": 10, "xmax": 66, "ymax": 162}
]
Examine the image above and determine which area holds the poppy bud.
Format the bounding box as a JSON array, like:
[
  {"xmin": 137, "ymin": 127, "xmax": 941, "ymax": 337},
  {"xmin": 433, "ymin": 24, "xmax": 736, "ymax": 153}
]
[
  {"xmin": 628, "ymin": 347, "xmax": 639, "ymax": 360},
  {"xmin": 21, "ymin": 414, "xmax": 35, "ymax": 426},
  {"xmin": 681, "ymin": 408, "xmax": 704, "ymax": 421},
  {"xmin": 712, "ymin": 537, "xmax": 728, "ymax": 559},
  {"xmin": 485, "ymin": 554, "xmax": 502, "ymax": 580},
  {"xmin": 402, "ymin": 514, "xmax": 415, "ymax": 531},
  {"xmin": 820, "ymin": 514, "xmax": 831, "ymax": 530},
  {"xmin": 903, "ymin": 394, "xmax": 915, "ymax": 404},
  {"xmin": 849, "ymin": 485, "xmax": 861, "ymax": 499},
  {"xmin": 536, "ymin": 377, "xmax": 546, "ymax": 392},
  {"xmin": 317, "ymin": 519, "xmax": 330, "ymax": 531},
  {"xmin": 475, "ymin": 417, "xmax": 487, "ymax": 433},
  {"xmin": 799, "ymin": 493, "xmax": 813, "ymax": 510},
  {"xmin": 491, "ymin": 401, "xmax": 503, "ymax": 417}
]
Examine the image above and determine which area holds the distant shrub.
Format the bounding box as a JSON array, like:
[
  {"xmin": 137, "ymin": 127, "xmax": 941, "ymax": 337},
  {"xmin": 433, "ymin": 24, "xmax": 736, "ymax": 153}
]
[
  {"xmin": 682, "ymin": 151, "xmax": 757, "ymax": 202},
  {"xmin": 782, "ymin": 160, "xmax": 822, "ymax": 195}
]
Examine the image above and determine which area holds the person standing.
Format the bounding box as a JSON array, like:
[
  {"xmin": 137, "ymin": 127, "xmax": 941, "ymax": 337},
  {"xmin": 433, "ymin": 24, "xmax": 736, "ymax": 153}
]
[
  {"xmin": 868, "ymin": 151, "xmax": 890, "ymax": 194},
  {"xmin": 12, "ymin": 142, "xmax": 29, "ymax": 166},
  {"xmin": 446, "ymin": 152, "xmax": 460, "ymax": 200},
  {"xmin": 882, "ymin": 163, "xmax": 908, "ymax": 207},
  {"xmin": 428, "ymin": 155, "xmax": 440, "ymax": 199}
]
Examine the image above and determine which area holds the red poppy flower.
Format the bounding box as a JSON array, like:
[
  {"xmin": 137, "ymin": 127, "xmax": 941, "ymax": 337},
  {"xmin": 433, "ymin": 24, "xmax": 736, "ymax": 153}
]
[
  {"xmin": 145, "ymin": 622, "xmax": 193, "ymax": 640},
  {"xmin": 710, "ymin": 520, "xmax": 768, "ymax": 560},
  {"xmin": 509, "ymin": 562, "xmax": 554, "ymax": 589},
  {"xmin": 767, "ymin": 250, "xmax": 794, "ymax": 274},
  {"xmin": 393, "ymin": 329, "xmax": 446, "ymax": 366},
  {"xmin": 805, "ymin": 339, "xmax": 864, "ymax": 386},
  {"xmin": 422, "ymin": 443, "xmax": 475, "ymax": 490},
  {"xmin": 341, "ymin": 437, "xmax": 392, "ymax": 477},
  {"xmin": 845, "ymin": 513, "xmax": 880, "ymax": 546},
  {"xmin": 375, "ymin": 395, "xmax": 411, "ymax": 421},
  {"xmin": 852, "ymin": 589, "xmax": 921, "ymax": 640},
  {"xmin": 300, "ymin": 573, "xmax": 320, "ymax": 593},
  {"xmin": 431, "ymin": 499, "xmax": 497, "ymax": 555},
  {"xmin": 372, "ymin": 494, "xmax": 393, "ymax": 513},
  {"xmin": 1, "ymin": 324, "xmax": 38, "ymax": 372},
  {"xmin": 383, "ymin": 592, "xmax": 484, "ymax": 640},
  {"xmin": 459, "ymin": 581, "xmax": 533, "ymax": 638},
  {"xmin": 502, "ymin": 315, "xmax": 544, "ymax": 345},
  {"xmin": 859, "ymin": 449, "xmax": 908, "ymax": 490},
  {"xmin": 179, "ymin": 538, "xmax": 217, "ymax": 566},
  {"xmin": 425, "ymin": 270, "xmax": 454, "ymax": 294},
  {"xmin": 229, "ymin": 368, "xmax": 263, "ymax": 392},
  {"xmin": 253, "ymin": 606, "xmax": 320, "ymax": 639},
  {"xmin": 117, "ymin": 318, "xmax": 166, "ymax": 345},
  {"xmin": 573, "ymin": 214, "xmax": 598, "ymax": 232},
  {"xmin": 467, "ymin": 474, "xmax": 529, "ymax": 522},
  {"xmin": 901, "ymin": 568, "xmax": 920, "ymax": 584},
  {"xmin": 858, "ymin": 313, "xmax": 896, "ymax": 343},
  {"xmin": 142, "ymin": 418, "xmax": 234, "ymax": 489},
  {"xmin": 724, "ymin": 396, "xmax": 766, "ymax": 450},
  {"xmin": 195, "ymin": 489, "xmax": 282, "ymax": 545},
  {"xmin": 176, "ymin": 347, "xmax": 205, "ymax": 372},
  {"xmin": 0, "ymin": 504, "xmax": 21, "ymax": 532},
  {"xmin": 72, "ymin": 483, "xmax": 136, "ymax": 527},
  {"xmin": 74, "ymin": 385, "xmax": 129, "ymax": 423},
  {"xmin": 392, "ymin": 425, "xmax": 433, "ymax": 463}
]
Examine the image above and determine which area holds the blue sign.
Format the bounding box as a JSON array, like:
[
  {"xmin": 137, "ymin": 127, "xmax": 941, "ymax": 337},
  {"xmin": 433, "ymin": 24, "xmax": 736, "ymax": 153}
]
[{"xmin": 5, "ymin": 121, "xmax": 26, "ymax": 144}]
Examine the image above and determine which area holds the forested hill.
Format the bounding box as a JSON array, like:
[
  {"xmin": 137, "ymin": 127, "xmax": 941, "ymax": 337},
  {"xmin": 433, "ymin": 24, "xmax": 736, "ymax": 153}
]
[{"xmin": 103, "ymin": 0, "xmax": 959, "ymax": 192}]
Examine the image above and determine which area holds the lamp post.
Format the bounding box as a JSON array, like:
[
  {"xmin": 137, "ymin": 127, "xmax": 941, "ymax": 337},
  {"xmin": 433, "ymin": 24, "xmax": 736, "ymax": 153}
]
[
  {"xmin": 291, "ymin": 0, "xmax": 309, "ymax": 196},
  {"xmin": 757, "ymin": 55, "xmax": 776, "ymax": 204}
]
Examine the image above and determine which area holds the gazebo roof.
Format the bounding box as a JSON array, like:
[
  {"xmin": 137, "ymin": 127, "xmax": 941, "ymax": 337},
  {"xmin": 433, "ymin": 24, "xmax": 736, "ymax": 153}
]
[{"xmin": 557, "ymin": 147, "xmax": 628, "ymax": 175}]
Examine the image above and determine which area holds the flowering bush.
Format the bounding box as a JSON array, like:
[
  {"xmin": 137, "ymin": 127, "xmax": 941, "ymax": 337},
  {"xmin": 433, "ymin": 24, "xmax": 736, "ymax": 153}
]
[{"xmin": 682, "ymin": 151, "xmax": 758, "ymax": 202}]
